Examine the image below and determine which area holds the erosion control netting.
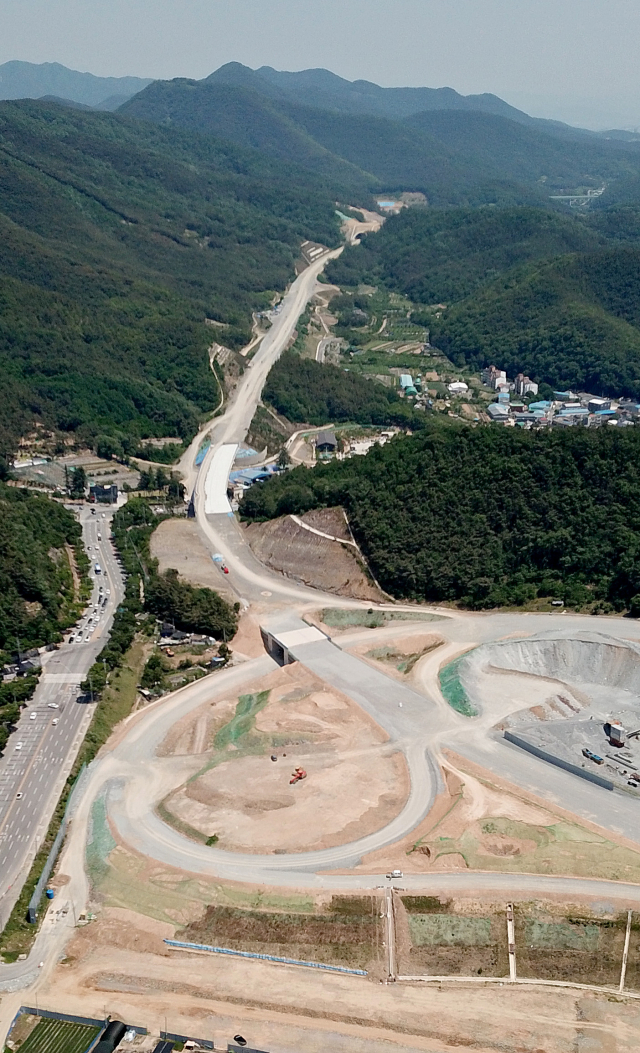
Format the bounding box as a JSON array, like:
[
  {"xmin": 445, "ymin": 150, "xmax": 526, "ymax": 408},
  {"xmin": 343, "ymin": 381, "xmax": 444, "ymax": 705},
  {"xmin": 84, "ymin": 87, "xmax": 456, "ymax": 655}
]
[{"xmin": 439, "ymin": 654, "xmax": 478, "ymax": 716}]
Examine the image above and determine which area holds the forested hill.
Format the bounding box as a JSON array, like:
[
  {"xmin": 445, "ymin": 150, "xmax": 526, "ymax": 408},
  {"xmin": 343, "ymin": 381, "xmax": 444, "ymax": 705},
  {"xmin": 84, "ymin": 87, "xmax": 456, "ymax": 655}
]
[
  {"xmin": 240, "ymin": 425, "xmax": 640, "ymax": 614},
  {"xmin": 430, "ymin": 247, "xmax": 640, "ymax": 398},
  {"xmin": 263, "ymin": 352, "xmax": 421, "ymax": 428},
  {"xmin": 325, "ymin": 206, "xmax": 605, "ymax": 303},
  {"xmin": 0, "ymin": 100, "xmax": 342, "ymax": 464},
  {"xmin": 0, "ymin": 485, "xmax": 82, "ymax": 656},
  {"xmin": 327, "ymin": 204, "xmax": 640, "ymax": 399},
  {"xmin": 121, "ymin": 76, "xmax": 640, "ymax": 207}
]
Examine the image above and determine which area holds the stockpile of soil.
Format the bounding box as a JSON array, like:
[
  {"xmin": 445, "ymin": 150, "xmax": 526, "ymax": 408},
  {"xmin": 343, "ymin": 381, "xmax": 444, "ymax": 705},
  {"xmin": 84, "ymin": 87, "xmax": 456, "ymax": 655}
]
[{"xmin": 243, "ymin": 509, "xmax": 382, "ymax": 600}]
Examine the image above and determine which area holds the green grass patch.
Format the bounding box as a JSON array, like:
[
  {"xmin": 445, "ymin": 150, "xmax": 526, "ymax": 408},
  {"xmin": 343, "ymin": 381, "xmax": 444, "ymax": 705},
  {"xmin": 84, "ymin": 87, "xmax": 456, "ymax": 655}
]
[
  {"xmin": 86, "ymin": 791, "xmax": 118, "ymax": 886},
  {"xmin": 438, "ymin": 654, "xmax": 478, "ymax": 716},
  {"xmin": 321, "ymin": 608, "xmax": 443, "ymax": 629},
  {"xmin": 408, "ymin": 914, "xmax": 493, "ymax": 947},
  {"xmin": 524, "ymin": 919, "xmax": 601, "ymax": 952},
  {"xmin": 77, "ymin": 636, "xmax": 148, "ymax": 766}
]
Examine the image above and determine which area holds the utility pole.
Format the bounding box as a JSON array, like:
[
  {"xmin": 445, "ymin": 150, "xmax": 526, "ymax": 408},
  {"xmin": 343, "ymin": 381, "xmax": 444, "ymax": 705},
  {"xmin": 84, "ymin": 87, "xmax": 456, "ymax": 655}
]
[{"xmin": 620, "ymin": 910, "xmax": 633, "ymax": 992}]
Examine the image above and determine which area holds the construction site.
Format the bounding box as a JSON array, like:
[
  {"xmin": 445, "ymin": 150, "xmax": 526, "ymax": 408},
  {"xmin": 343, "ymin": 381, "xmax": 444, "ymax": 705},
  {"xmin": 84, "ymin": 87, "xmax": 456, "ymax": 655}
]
[{"xmin": 6, "ymin": 605, "xmax": 640, "ymax": 1052}]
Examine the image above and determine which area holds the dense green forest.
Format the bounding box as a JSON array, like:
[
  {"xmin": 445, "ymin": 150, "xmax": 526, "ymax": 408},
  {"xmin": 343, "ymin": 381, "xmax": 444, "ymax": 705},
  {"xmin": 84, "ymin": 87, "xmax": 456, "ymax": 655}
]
[
  {"xmin": 240, "ymin": 425, "xmax": 640, "ymax": 612},
  {"xmin": 263, "ymin": 351, "xmax": 421, "ymax": 427},
  {"xmin": 325, "ymin": 206, "xmax": 605, "ymax": 302},
  {"xmin": 0, "ymin": 486, "xmax": 83, "ymax": 753},
  {"xmin": 0, "ymin": 100, "xmax": 342, "ymax": 462},
  {"xmin": 0, "ymin": 486, "xmax": 82, "ymax": 657},
  {"xmin": 327, "ymin": 205, "xmax": 640, "ymax": 398},
  {"xmin": 123, "ymin": 74, "xmax": 640, "ymax": 205},
  {"xmin": 431, "ymin": 247, "xmax": 640, "ymax": 397}
]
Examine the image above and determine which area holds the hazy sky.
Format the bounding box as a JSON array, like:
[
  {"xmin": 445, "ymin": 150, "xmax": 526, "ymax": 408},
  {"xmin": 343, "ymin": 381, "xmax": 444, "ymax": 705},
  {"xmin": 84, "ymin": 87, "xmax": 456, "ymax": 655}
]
[{"xmin": 3, "ymin": 0, "xmax": 639, "ymax": 128}]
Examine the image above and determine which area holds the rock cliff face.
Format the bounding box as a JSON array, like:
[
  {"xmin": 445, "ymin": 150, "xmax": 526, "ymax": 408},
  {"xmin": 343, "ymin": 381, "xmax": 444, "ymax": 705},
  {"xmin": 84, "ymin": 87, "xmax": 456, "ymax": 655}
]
[{"xmin": 460, "ymin": 631, "xmax": 640, "ymax": 717}]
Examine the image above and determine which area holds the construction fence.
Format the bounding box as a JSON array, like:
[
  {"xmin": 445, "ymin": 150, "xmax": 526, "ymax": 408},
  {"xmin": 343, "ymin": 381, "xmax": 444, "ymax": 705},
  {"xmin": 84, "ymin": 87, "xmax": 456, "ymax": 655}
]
[{"xmin": 164, "ymin": 939, "xmax": 367, "ymax": 975}]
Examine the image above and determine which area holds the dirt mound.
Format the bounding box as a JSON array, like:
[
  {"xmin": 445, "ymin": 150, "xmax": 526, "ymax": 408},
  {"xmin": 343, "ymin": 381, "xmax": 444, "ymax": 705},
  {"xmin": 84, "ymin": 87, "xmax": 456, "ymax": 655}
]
[
  {"xmin": 243, "ymin": 510, "xmax": 382, "ymax": 600},
  {"xmin": 162, "ymin": 667, "xmax": 410, "ymax": 853}
]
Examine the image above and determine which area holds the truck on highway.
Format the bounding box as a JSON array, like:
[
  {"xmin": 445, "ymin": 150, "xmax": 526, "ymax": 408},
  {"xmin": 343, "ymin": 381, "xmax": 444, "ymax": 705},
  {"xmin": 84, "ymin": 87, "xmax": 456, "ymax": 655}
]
[{"xmin": 94, "ymin": 562, "xmax": 102, "ymax": 574}]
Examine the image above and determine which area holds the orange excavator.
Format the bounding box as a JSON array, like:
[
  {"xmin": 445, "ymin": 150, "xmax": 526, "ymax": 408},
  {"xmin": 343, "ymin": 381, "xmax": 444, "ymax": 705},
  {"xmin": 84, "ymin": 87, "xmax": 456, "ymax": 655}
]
[{"xmin": 289, "ymin": 766, "xmax": 307, "ymax": 785}]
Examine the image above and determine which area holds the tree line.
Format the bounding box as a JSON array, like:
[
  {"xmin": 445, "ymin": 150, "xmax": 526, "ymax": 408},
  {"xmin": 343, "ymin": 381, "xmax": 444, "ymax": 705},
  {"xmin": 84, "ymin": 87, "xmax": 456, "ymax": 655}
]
[{"xmin": 240, "ymin": 423, "xmax": 640, "ymax": 614}]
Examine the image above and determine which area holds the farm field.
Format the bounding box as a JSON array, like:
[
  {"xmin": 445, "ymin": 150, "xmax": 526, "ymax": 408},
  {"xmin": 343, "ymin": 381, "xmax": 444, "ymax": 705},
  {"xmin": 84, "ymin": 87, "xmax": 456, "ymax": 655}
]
[{"xmin": 14, "ymin": 1018, "xmax": 100, "ymax": 1053}]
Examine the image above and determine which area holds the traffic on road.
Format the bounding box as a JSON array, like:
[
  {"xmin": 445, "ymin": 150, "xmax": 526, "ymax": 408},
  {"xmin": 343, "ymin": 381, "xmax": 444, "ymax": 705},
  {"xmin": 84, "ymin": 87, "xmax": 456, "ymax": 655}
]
[{"xmin": 0, "ymin": 504, "xmax": 124, "ymax": 930}]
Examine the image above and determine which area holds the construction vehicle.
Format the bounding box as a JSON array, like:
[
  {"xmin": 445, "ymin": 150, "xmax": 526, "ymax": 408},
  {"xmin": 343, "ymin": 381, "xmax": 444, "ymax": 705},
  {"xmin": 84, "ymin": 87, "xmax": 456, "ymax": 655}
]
[
  {"xmin": 290, "ymin": 766, "xmax": 307, "ymax": 785},
  {"xmin": 582, "ymin": 748, "xmax": 604, "ymax": 765}
]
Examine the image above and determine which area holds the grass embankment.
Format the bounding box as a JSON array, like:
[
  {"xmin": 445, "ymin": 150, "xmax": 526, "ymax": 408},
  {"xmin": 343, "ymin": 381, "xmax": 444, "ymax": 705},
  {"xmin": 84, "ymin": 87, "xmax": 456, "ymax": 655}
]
[
  {"xmin": 182, "ymin": 896, "xmax": 381, "ymax": 970},
  {"xmin": 0, "ymin": 637, "xmax": 148, "ymax": 957},
  {"xmin": 438, "ymin": 654, "xmax": 478, "ymax": 716},
  {"xmin": 366, "ymin": 639, "xmax": 442, "ymax": 674},
  {"xmin": 320, "ymin": 608, "xmax": 443, "ymax": 630}
]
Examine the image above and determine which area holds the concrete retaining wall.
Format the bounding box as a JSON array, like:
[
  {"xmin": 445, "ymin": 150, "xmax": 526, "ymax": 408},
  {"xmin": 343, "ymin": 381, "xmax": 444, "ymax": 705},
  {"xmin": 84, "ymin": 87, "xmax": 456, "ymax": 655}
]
[{"xmin": 503, "ymin": 731, "xmax": 615, "ymax": 790}]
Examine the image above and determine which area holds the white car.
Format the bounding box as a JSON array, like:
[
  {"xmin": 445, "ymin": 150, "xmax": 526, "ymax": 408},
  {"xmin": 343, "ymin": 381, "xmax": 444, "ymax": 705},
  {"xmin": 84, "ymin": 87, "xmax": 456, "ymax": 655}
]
[
  {"xmin": 47, "ymin": 702, "xmax": 59, "ymax": 710},
  {"xmin": 52, "ymin": 718, "xmax": 59, "ymax": 726},
  {"xmin": 15, "ymin": 742, "xmax": 23, "ymax": 750},
  {"xmin": 29, "ymin": 712, "xmax": 37, "ymax": 720}
]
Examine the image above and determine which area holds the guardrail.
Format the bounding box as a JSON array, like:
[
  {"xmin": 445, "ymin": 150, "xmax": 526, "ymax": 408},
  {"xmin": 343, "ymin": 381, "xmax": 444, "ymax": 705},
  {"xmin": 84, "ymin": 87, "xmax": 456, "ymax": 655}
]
[{"xmin": 164, "ymin": 939, "xmax": 367, "ymax": 975}]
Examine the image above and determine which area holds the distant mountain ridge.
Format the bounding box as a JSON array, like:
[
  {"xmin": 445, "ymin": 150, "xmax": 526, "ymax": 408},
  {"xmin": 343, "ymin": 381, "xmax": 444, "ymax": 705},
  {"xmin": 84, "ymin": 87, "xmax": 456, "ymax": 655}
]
[
  {"xmin": 121, "ymin": 69, "xmax": 640, "ymax": 207},
  {"xmin": 0, "ymin": 60, "xmax": 151, "ymax": 108},
  {"xmin": 206, "ymin": 62, "xmax": 567, "ymax": 131}
]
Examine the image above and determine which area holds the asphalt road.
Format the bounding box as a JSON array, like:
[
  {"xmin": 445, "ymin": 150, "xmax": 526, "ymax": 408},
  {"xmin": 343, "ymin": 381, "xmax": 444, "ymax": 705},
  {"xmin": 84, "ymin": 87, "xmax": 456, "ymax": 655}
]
[
  {"xmin": 0, "ymin": 505, "xmax": 124, "ymax": 929},
  {"xmin": 5, "ymin": 241, "xmax": 640, "ymax": 998}
]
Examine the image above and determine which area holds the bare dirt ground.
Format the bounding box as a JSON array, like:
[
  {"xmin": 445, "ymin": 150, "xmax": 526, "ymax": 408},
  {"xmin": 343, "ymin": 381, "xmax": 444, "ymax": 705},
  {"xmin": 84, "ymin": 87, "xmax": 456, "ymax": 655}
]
[
  {"xmin": 243, "ymin": 509, "xmax": 383, "ymax": 601},
  {"xmin": 150, "ymin": 519, "xmax": 235, "ymax": 600},
  {"xmin": 162, "ymin": 663, "xmax": 409, "ymax": 852},
  {"xmin": 351, "ymin": 751, "xmax": 640, "ymax": 884},
  {"xmin": 347, "ymin": 632, "xmax": 445, "ymax": 681},
  {"xmin": 26, "ymin": 929, "xmax": 640, "ymax": 1053}
]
